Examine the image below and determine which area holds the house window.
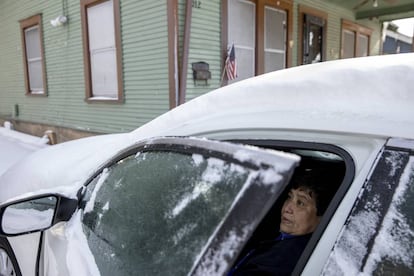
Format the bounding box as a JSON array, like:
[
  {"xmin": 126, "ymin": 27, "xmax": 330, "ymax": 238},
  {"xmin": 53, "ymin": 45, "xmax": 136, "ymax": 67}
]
[
  {"xmin": 224, "ymin": 0, "xmax": 292, "ymax": 84},
  {"xmin": 298, "ymin": 5, "xmax": 327, "ymax": 65},
  {"xmin": 341, "ymin": 19, "xmax": 372, "ymax": 59},
  {"xmin": 20, "ymin": 14, "xmax": 47, "ymax": 96},
  {"xmin": 81, "ymin": 0, "xmax": 123, "ymax": 102}
]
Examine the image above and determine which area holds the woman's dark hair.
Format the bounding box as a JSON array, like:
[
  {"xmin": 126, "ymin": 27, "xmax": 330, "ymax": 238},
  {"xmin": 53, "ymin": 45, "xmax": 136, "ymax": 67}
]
[{"xmin": 289, "ymin": 168, "xmax": 340, "ymax": 216}]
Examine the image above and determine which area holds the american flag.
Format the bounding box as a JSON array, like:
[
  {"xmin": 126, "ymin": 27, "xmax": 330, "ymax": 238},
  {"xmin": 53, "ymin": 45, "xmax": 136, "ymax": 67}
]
[{"xmin": 225, "ymin": 44, "xmax": 237, "ymax": 80}]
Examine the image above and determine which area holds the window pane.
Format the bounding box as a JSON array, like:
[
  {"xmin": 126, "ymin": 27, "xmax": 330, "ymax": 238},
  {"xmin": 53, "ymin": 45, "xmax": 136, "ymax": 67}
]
[
  {"xmin": 265, "ymin": 52, "xmax": 285, "ymax": 72},
  {"xmin": 28, "ymin": 60, "xmax": 43, "ymax": 92},
  {"xmin": 323, "ymin": 150, "xmax": 414, "ymax": 274},
  {"xmin": 368, "ymin": 157, "xmax": 414, "ymax": 274},
  {"xmin": 228, "ymin": 0, "xmax": 256, "ymax": 83},
  {"xmin": 265, "ymin": 7, "xmax": 285, "ymax": 51},
  {"xmin": 230, "ymin": 47, "xmax": 254, "ymax": 82},
  {"xmin": 87, "ymin": 0, "xmax": 118, "ymax": 98},
  {"xmin": 87, "ymin": 0, "xmax": 115, "ymax": 51},
  {"xmin": 343, "ymin": 30, "xmax": 355, "ymax": 58},
  {"xmin": 264, "ymin": 7, "xmax": 286, "ymax": 72},
  {"xmin": 25, "ymin": 26, "xmax": 41, "ymax": 60},
  {"xmin": 357, "ymin": 34, "xmax": 369, "ymax": 57},
  {"xmin": 82, "ymin": 150, "xmax": 254, "ymax": 275},
  {"xmin": 228, "ymin": 0, "xmax": 255, "ymax": 48},
  {"xmin": 90, "ymin": 48, "xmax": 118, "ymax": 98}
]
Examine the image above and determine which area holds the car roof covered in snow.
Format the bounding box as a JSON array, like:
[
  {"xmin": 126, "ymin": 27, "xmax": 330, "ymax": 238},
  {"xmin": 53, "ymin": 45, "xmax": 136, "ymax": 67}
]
[
  {"xmin": 1, "ymin": 54, "xmax": 413, "ymax": 203},
  {"xmin": 133, "ymin": 53, "xmax": 414, "ymax": 140}
]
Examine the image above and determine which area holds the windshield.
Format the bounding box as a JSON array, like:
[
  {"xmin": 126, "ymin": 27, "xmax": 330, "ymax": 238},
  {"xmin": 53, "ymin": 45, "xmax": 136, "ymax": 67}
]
[{"xmin": 82, "ymin": 150, "xmax": 256, "ymax": 275}]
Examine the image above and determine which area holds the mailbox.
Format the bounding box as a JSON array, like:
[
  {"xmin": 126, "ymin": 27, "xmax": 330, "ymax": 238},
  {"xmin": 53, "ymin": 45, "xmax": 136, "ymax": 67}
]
[{"xmin": 192, "ymin": 61, "xmax": 211, "ymax": 85}]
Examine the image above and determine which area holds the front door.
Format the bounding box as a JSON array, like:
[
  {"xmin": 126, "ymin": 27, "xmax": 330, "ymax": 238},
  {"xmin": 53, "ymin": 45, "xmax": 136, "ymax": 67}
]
[{"xmin": 303, "ymin": 14, "xmax": 325, "ymax": 64}]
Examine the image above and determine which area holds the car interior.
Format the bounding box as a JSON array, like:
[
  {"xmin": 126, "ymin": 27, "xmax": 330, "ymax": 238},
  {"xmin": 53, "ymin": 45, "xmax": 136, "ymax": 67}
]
[{"xmin": 229, "ymin": 140, "xmax": 352, "ymax": 273}]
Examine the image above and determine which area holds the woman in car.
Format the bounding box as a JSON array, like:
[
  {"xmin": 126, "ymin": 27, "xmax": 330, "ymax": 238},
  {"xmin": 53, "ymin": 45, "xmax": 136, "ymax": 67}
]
[{"xmin": 228, "ymin": 170, "xmax": 336, "ymax": 275}]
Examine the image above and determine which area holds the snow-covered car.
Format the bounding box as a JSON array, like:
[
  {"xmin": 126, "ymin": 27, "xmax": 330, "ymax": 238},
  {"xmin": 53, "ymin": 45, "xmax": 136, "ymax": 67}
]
[{"xmin": 0, "ymin": 54, "xmax": 414, "ymax": 276}]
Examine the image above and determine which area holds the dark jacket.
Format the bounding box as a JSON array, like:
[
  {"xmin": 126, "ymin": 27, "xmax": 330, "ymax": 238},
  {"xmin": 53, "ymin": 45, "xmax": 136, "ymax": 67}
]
[{"xmin": 229, "ymin": 233, "xmax": 312, "ymax": 276}]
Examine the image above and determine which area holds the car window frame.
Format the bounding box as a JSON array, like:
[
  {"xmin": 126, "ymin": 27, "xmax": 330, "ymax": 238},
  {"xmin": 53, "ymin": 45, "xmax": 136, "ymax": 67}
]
[{"xmin": 80, "ymin": 136, "xmax": 300, "ymax": 275}]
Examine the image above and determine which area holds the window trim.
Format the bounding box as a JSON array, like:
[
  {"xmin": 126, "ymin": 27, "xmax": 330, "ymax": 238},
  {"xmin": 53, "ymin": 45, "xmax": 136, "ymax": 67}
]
[
  {"xmin": 19, "ymin": 14, "xmax": 47, "ymax": 97},
  {"xmin": 341, "ymin": 19, "xmax": 372, "ymax": 58},
  {"xmin": 298, "ymin": 5, "xmax": 328, "ymax": 65},
  {"xmin": 80, "ymin": 0, "xmax": 124, "ymax": 103}
]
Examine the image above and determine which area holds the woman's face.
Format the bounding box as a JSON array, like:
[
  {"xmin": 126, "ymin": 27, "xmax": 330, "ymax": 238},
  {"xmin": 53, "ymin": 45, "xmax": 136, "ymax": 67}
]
[{"xmin": 279, "ymin": 188, "xmax": 321, "ymax": 236}]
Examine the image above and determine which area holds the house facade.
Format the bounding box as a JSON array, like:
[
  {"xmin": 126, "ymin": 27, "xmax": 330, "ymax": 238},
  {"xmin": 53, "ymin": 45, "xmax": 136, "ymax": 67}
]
[{"xmin": 0, "ymin": 0, "xmax": 412, "ymax": 143}]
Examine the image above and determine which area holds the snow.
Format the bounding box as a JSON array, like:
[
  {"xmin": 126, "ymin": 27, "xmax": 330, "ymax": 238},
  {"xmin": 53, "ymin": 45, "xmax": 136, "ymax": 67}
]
[
  {"xmin": 0, "ymin": 133, "xmax": 136, "ymax": 204},
  {"xmin": 64, "ymin": 211, "xmax": 100, "ymax": 276},
  {"xmin": 0, "ymin": 124, "xmax": 49, "ymax": 176},
  {"xmin": 84, "ymin": 169, "xmax": 110, "ymax": 214}
]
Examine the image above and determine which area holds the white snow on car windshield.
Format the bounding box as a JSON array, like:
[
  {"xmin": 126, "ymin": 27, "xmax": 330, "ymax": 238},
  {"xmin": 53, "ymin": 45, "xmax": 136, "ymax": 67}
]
[
  {"xmin": 363, "ymin": 157, "xmax": 414, "ymax": 274},
  {"xmin": 193, "ymin": 225, "xmax": 255, "ymax": 275},
  {"xmin": 192, "ymin": 153, "xmax": 203, "ymax": 166},
  {"xmin": 84, "ymin": 168, "xmax": 110, "ymax": 214}
]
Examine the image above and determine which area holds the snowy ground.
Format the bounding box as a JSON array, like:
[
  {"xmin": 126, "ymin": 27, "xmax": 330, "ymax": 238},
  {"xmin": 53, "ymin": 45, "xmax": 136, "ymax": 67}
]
[{"xmin": 0, "ymin": 122, "xmax": 49, "ymax": 176}]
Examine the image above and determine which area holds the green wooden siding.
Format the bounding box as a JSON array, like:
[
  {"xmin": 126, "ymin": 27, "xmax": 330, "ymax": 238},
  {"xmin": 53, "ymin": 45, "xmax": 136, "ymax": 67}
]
[
  {"xmin": 185, "ymin": 0, "xmax": 222, "ymax": 102},
  {"xmin": 0, "ymin": 0, "xmax": 170, "ymax": 134}
]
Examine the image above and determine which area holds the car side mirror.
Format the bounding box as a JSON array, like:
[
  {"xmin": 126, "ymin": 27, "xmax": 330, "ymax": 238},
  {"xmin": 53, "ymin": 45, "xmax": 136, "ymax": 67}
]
[{"xmin": 0, "ymin": 194, "xmax": 78, "ymax": 236}]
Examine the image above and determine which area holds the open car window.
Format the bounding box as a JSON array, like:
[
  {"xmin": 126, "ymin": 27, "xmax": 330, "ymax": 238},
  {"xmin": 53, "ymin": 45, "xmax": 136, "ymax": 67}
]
[
  {"xmin": 80, "ymin": 137, "xmax": 299, "ymax": 275},
  {"xmin": 227, "ymin": 139, "xmax": 353, "ymax": 275}
]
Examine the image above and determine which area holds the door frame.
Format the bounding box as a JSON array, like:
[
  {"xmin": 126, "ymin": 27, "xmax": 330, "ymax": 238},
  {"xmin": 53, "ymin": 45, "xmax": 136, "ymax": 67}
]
[{"xmin": 298, "ymin": 5, "xmax": 328, "ymax": 65}]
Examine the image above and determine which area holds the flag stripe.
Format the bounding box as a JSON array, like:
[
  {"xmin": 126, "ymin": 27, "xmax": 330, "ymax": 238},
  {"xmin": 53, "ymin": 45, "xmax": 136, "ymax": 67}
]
[{"xmin": 225, "ymin": 44, "xmax": 237, "ymax": 80}]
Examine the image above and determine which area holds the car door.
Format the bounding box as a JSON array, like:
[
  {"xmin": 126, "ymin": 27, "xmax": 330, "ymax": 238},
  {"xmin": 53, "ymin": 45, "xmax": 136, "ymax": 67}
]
[
  {"xmin": 320, "ymin": 138, "xmax": 414, "ymax": 275},
  {"xmin": 38, "ymin": 137, "xmax": 299, "ymax": 276}
]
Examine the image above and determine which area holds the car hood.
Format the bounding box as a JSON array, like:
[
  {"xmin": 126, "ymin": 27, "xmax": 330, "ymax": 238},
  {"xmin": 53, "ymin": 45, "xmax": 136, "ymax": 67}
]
[{"xmin": 0, "ymin": 133, "xmax": 137, "ymax": 204}]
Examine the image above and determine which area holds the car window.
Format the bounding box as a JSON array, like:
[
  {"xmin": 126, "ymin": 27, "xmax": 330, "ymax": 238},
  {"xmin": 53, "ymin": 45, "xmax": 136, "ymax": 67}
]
[
  {"xmin": 80, "ymin": 138, "xmax": 299, "ymax": 275},
  {"xmin": 366, "ymin": 155, "xmax": 414, "ymax": 274},
  {"xmin": 322, "ymin": 141, "xmax": 414, "ymax": 275}
]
